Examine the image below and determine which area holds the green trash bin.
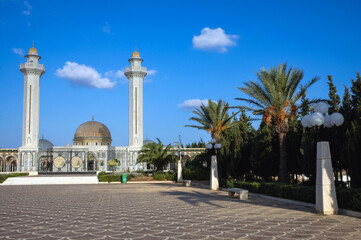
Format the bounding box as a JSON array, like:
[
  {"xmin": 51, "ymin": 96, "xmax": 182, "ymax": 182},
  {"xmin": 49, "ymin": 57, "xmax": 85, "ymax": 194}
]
[{"xmin": 122, "ymin": 174, "xmax": 127, "ymax": 183}]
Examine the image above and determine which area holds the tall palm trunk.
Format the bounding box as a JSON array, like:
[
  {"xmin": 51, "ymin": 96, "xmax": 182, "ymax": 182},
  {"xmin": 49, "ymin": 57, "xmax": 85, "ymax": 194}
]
[
  {"xmin": 275, "ymin": 122, "xmax": 289, "ymax": 182},
  {"xmin": 278, "ymin": 132, "xmax": 288, "ymax": 182}
]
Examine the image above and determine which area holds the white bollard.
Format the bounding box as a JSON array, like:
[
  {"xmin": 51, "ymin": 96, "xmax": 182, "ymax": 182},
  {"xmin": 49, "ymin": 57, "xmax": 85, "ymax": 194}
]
[
  {"xmin": 210, "ymin": 155, "xmax": 219, "ymax": 190},
  {"xmin": 177, "ymin": 159, "xmax": 183, "ymax": 183},
  {"xmin": 315, "ymin": 141, "xmax": 338, "ymax": 214}
]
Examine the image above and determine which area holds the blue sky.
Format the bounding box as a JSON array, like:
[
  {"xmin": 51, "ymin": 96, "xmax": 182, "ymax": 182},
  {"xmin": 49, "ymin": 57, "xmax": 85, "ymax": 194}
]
[{"xmin": 1, "ymin": 0, "xmax": 361, "ymax": 148}]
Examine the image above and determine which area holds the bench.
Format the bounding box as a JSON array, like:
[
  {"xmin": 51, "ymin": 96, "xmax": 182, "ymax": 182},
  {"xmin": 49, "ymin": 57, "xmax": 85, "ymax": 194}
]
[
  {"xmin": 182, "ymin": 180, "xmax": 191, "ymax": 187},
  {"xmin": 227, "ymin": 188, "xmax": 248, "ymax": 200}
]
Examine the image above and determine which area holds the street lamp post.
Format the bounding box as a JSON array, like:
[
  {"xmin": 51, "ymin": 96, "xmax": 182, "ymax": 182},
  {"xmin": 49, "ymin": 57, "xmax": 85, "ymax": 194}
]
[
  {"xmin": 301, "ymin": 102, "xmax": 344, "ymax": 215},
  {"xmin": 176, "ymin": 148, "xmax": 184, "ymax": 182},
  {"xmin": 206, "ymin": 138, "xmax": 222, "ymax": 190}
]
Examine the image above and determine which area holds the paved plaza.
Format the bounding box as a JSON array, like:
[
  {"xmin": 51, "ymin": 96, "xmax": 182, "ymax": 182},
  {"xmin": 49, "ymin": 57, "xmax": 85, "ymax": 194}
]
[{"xmin": 0, "ymin": 183, "xmax": 360, "ymax": 240}]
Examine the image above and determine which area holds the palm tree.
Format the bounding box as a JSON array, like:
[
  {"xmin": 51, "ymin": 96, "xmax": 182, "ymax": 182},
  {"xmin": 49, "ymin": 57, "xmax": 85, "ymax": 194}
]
[
  {"xmin": 185, "ymin": 99, "xmax": 238, "ymax": 142},
  {"xmin": 236, "ymin": 63, "xmax": 319, "ymax": 182},
  {"xmin": 186, "ymin": 99, "xmax": 238, "ymax": 190},
  {"xmin": 137, "ymin": 139, "xmax": 175, "ymax": 171}
]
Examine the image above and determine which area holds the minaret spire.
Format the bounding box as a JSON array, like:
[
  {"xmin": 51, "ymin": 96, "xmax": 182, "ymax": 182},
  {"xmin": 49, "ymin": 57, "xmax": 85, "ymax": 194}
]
[
  {"xmin": 19, "ymin": 44, "xmax": 45, "ymax": 171},
  {"xmin": 124, "ymin": 47, "xmax": 147, "ymax": 147}
]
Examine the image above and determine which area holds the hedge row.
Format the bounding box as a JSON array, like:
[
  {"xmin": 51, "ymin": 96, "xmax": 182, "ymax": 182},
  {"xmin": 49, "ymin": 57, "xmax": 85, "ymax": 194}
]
[
  {"xmin": 225, "ymin": 180, "xmax": 361, "ymax": 212},
  {"xmin": 98, "ymin": 171, "xmax": 176, "ymax": 182},
  {"xmin": 0, "ymin": 173, "xmax": 29, "ymax": 183},
  {"xmin": 183, "ymin": 169, "xmax": 209, "ymax": 180},
  {"xmin": 97, "ymin": 172, "xmax": 132, "ymax": 182},
  {"xmin": 336, "ymin": 187, "xmax": 361, "ymax": 212},
  {"xmin": 153, "ymin": 172, "xmax": 176, "ymax": 181}
]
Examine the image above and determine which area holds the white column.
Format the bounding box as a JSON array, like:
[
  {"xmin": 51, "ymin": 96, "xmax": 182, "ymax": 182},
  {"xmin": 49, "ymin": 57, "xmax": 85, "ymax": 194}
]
[
  {"xmin": 315, "ymin": 141, "xmax": 338, "ymax": 214},
  {"xmin": 124, "ymin": 49, "xmax": 147, "ymax": 147},
  {"xmin": 19, "ymin": 46, "xmax": 45, "ymax": 150},
  {"xmin": 177, "ymin": 158, "xmax": 183, "ymax": 182},
  {"xmin": 210, "ymin": 155, "xmax": 219, "ymax": 190}
]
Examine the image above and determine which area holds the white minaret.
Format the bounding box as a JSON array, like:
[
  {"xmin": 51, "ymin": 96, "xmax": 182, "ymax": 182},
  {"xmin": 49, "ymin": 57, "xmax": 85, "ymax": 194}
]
[
  {"xmin": 124, "ymin": 47, "xmax": 147, "ymax": 147},
  {"xmin": 19, "ymin": 42, "xmax": 45, "ymax": 149}
]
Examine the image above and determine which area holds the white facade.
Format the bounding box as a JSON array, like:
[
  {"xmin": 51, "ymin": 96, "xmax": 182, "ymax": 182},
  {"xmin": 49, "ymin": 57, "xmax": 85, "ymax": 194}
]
[{"xmin": 14, "ymin": 45, "xmax": 148, "ymax": 173}]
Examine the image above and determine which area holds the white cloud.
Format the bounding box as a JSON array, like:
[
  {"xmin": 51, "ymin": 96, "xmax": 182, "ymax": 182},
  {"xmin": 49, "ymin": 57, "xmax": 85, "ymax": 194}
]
[
  {"xmin": 104, "ymin": 70, "xmax": 124, "ymax": 79},
  {"xmin": 144, "ymin": 69, "xmax": 157, "ymax": 83},
  {"xmin": 104, "ymin": 70, "xmax": 127, "ymax": 83},
  {"xmin": 56, "ymin": 62, "xmax": 116, "ymax": 89},
  {"xmin": 12, "ymin": 48, "xmax": 24, "ymax": 56},
  {"xmin": 22, "ymin": 1, "xmax": 32, "ymax": 15},
  {"xmin": 147, "ymin": 69, "xmax": 157, "ymax": 76},
  {"xmin": 102, "ymin": 22, "xmax": 111, "ymax": 34},
  {"xmin": 179, "ymin": 99, "xmax": 210, "ymax": 110},
  {"xmin": 192, "ymin": 27, "xmax": 239, "ymax": 53}
]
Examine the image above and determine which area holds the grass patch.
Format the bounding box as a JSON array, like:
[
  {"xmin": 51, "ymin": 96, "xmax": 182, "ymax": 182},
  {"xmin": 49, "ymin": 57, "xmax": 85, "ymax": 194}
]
[{"xmin": 0, "ymin": 173, "xmax": 29, "ymax": 184}]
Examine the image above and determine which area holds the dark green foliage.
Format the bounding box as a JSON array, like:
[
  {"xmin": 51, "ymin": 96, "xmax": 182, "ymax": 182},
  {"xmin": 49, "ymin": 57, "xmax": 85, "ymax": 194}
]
[
  {"xmin": 351, "ymin": 72, "xmax": 361, "ymax": 113},
  {"xmin": 186, "ymin": 99, "xmax": 238, "ymax": 142},
  {"xmin": 98, "ymin": 174, "xmax": 122, "ymax": 183},
  {"xmin": 137, "ymin": 139, "xmax": 176, "ymax": 171},
  {"xmin": 249, "ymin": 123, "xmax": 279, "ymax": 181},
  {"xmin": 336, "ymin": 187, "xmax": 361, "ymax": 212},
  {"xmin": 225, "ymin": 180, "xmax": 315, "ymax": 203},
  {"xmin": 97, "ymin": 173, "xmax": 132, "ymax": 182},
  {"xmin": 224, "ymin": 180, "xmax": 361, "ymax": 212},
  {"xmin": 218, "ymin": 110, "xmax": 254, "ymax": 179},
  {"xmin": 165, "ymin": 172, "xmax": 176, "ymax": 181},
  {"xmin": 327, "ymin": 75, "xmax": 341, "ymax": 113},
  {"xmin": 153, "ymin": 173, "xmax": 165, "ymax": 181},
  {"xmin": 186, "ymin": 139, "xmax": 205, "ymax": 148},
  {"xmin": 183, "ymin": 152, "xmax": 210, "ymax": 180},
  {"xmin": 0, "ymin": 173, "xmax": 29, "ymax": 184},
  {"xmin": 346, "ymin": 72, "xmax": 361, "ymax": 187},
  {"xmin": 235, "ymin": 63, "xmax": 319, "ymax": 182},
  {"xmin": 183, "ymin": 168, "xmax": 209, "ymax": 180}
]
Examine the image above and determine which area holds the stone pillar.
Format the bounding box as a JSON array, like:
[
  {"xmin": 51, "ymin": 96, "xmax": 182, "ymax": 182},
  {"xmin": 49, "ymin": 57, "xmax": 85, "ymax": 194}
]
[
  {"xmin": 316, "ymin": 141, "xmax": 338, "ymax": 214},
  {"xmin": 177, "ymin": 158, "xmax": 183, "ymax": 182},
  {"xmin": 210, "ymin": 155, "xmax": 219, "ymax": 190}
]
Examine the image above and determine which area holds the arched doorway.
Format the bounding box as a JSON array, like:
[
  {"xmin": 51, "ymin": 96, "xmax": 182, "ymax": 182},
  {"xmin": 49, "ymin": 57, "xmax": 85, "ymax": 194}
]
[
  {"xmin": 0, "ymin": 157, "xmax": 5, "ymax": 172},
  {"xmin": 6, "ymin": 156, "xmax": 17, "ymax": 172},
  {"xmin": 40, "ymin": 156, "xmax": 53, "ymax": 172},
  {"xmin": 87, "ymin": 153, "xmax": 95, "ymax": 171}
]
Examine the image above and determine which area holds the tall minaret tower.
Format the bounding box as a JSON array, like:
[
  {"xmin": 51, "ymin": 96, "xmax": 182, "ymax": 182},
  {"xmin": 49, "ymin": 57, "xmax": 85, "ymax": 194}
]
[
  {"xmin": 124, "ymin": 47, "xmax": 147, "ymax": 147},
  {"xmin": 19, "ymin": 42, "xmax": 45, "ymax": 149}
]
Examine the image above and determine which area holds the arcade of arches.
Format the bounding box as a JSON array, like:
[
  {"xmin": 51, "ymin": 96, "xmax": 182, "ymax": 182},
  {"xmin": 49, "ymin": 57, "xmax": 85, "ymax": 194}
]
[{"xmin": 0, "ymin": 154, "xmax": 18, "ymax": 172}]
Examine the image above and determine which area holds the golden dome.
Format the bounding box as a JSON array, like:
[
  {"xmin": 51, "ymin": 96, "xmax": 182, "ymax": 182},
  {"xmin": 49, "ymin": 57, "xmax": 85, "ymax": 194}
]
[
  {"xmin": 28, "ymin": 41, "xmax": 38, "ymax": 55},
  {"xmin": 131, "ymin": 45, "xmax": 140, "ymax": 58},
  {"xmin": 74, "ymin": 120, "xmax": 111, "ymax": 140}
]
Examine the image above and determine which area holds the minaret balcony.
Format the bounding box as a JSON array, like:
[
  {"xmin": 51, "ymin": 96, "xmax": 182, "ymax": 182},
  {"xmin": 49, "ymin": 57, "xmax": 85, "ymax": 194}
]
[
  {"xmin": 125, "ymin": 66, "xmax": 147, "ymax": 73},
  {"xmin": 20, "ymin": 63, "xmax": 45, "ymax": 71}
]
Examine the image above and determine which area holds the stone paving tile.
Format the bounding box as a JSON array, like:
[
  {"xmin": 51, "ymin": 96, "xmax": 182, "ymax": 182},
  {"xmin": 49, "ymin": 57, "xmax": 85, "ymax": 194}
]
[{"xmin": 0, "ymin": 183, "xmax": 361, "ymax": 239}]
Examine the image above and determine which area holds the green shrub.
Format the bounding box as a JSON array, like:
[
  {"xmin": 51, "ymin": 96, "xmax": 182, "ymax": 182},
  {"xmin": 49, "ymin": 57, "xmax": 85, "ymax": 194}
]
[
  {"xmin": 183, "ymin": 168, "xmax": 209, "ymax": 180},
  {"xmin": 98, "ymin": 175, "xmax": 121, "ymax": 182},
  {"xmin": 0, "ymin": 173, "xmax": 29, "ymax": 184},
  {"xmin": 225, "ymin": 180, "xmax": 361, "ymax": 211},
  {"xmin": 165, "ymin": 172, "xmax": 176, "ymax": 181},
  {"xmin": 98, "ymin": 171, "xmax": 107, "ymax": 176},
  {"xmin": 225, "ymin": 180, "xmax": 315, "ymax": 203},
  {"xmin": 127, "ymin": 174, "xmax": 132, "ymax": 181},
  {"xmin": 153, "ymin": 173, "xmax": 165, "ymax": 181},
  {"xmin": 337, "ymin": 187, "xmax": 361, "ymax": 212}
]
